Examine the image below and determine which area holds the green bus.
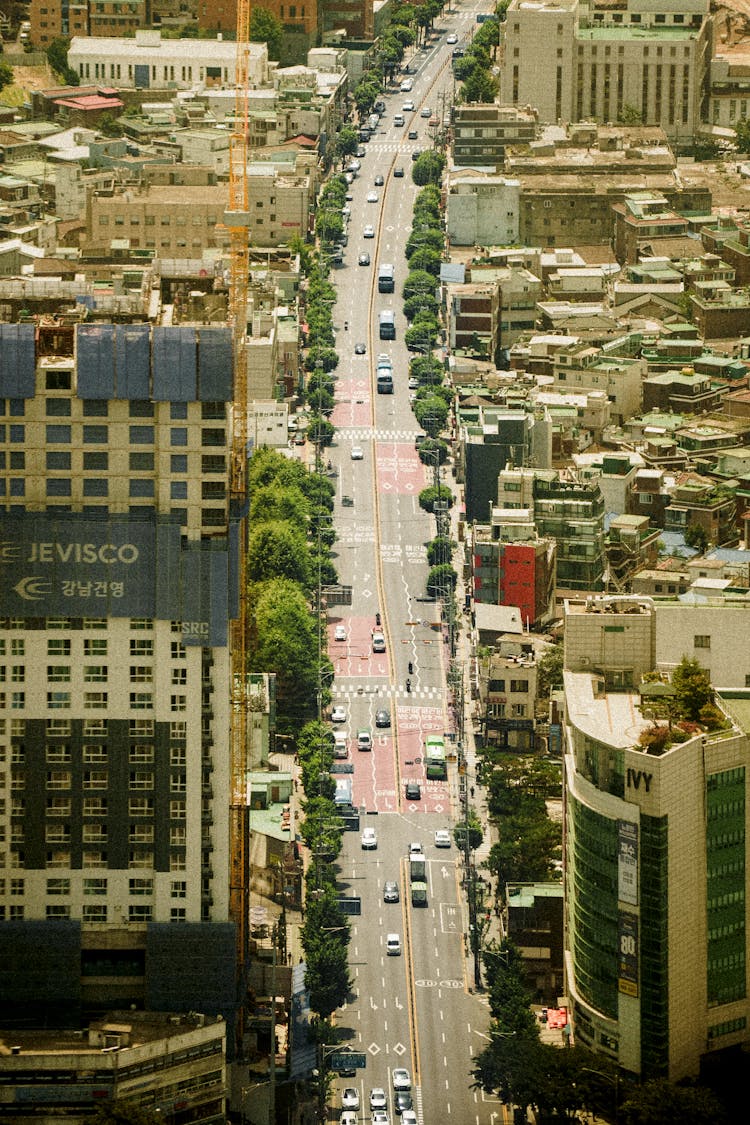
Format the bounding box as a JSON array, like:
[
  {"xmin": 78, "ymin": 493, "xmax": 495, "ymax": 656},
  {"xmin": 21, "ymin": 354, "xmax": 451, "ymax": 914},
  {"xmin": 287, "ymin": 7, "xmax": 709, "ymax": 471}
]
[{"xmin": 425, "ymin": 734, "xmax": 447, "ymax": 780}]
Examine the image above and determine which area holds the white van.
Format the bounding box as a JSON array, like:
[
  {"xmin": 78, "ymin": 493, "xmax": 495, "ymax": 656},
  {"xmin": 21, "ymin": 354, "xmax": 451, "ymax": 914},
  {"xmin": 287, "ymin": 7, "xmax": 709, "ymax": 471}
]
[{"xmin": 333, "ymin": 731, "xmax": 348, "ymax": 759}]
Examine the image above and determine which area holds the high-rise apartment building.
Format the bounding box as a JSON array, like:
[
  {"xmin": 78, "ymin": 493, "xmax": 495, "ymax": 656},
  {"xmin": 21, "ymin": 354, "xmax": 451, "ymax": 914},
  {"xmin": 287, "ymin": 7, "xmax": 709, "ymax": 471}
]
[
  {"xmin": 0, "ymin": 320, "xmax": 241, "ymax": 1037},
  {"xmin": 499, "ymin": 0, "xmax": 712, "ymax": 141},
  {"xmin": 563, "ymin": 595, "xmax": 750, "ymax": 1078}
]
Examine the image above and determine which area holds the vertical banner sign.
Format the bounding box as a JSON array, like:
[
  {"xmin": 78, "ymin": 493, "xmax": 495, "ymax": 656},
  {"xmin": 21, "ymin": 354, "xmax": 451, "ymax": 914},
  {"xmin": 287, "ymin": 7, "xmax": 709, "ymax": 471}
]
[
  {"xmin": 618, "ymin": 819, "xmax": 639, "ymax": 906},
  {"xmin": 618, "ymin": 913, "xmax": 639, "ymax": 998}
]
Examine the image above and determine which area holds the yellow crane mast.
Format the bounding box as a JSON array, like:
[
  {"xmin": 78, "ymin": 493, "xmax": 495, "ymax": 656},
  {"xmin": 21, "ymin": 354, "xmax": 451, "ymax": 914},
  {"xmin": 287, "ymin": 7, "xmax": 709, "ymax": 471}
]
[{"xmin": 225, "ymin": 0, "xmax": 252, "ymax": 1040}]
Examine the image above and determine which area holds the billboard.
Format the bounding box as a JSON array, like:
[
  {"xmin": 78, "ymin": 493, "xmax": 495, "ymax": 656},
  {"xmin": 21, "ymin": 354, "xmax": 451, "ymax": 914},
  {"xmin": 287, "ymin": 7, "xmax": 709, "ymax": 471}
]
[
  {"xmin": 617, "ymin": 819, "xmax": 639, "ymax": 907},
  {"xmin": 618, "ymin": 913, "xmax": 639, "ymax": 998},
  {"xmin": 0, "ymin": 513, "xmax": 237, "ymax": 646}
]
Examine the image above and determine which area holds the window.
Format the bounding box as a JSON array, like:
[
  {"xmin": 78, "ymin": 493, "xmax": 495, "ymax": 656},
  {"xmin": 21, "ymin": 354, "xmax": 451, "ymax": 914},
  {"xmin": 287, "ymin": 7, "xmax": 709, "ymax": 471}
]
[
  {"xmin": 172, "ymin": 668, "xmax": 187, "ymax": 685},
  {"xmin": 47, "ymin": 691, "xmax": 70, "ymax": 710},
  {"xmin": 84, "ymin": 639, "xmax": 107, "ymax": 656},
  {"xmin": 130, "ymin": 479, "xmax": 155, "ymax": 498},
  {"xmin": 47, "ymin": 905, "xmax": 71, "ymax": 919},
  {"xmin": 130, "ymin": 771, "xmax": 153, "ymax": 791},
  {"xmin": 171, "ymin": 694, "xmax": 186, "ymax": 712},
  {"xmin": 82, "ymin": 400, "xmax": 108, "ymax": 417},
  {"xmin": 170, "ymin": 800, "xmax": 186, "ymax": 820},
  {"xmin": 130, "ymin": 638, "xmax": 154, "ymax": 656},
  {"xmin": 171, "ymin": 880, "xmax": 187, "ymax": 898},
  {"xmin": 171, "ymin": 454, "xmax": 188, "ymax": 472},
  {"xmin": 130, "ymin": 666, "xmax": 152, "ymax": 683},
  {"xmin": 47, "ymin": 771, "xmax": 71, "ymax": 790},
  {"xmin": 82, "ymin": 851, "xmax": 107, "ymax": 868},
  {"xmin": 47, "ymin": 451, "xmax": 71, "ymax": 470},
  {"xmin": 171, "ymin": 481, "xmax": 188, "ymax": 500},
  {"xmin": 171, "ymin": 428, "xmax": 188, "ymax": 447},
  {"xmin": 46, "ymin": 397, "xmax": 71, "ymax": 416},
  {"xmin": 83, "ymin": 797, "xmax": 106, "ymax": 816},
  {"xmin": 47, "ymin": 797, "xmax": 71, "ymax": 817},
  {"xmin": 83, "ymin": 452, "xmax": 108, "ymax": 470},
  {"xmin": 130, "ymin": 452, "xmax": 154, "ymax": 470},
  {"xmin": 171, "ymin": 641, "xmax": 186, "ymax": 660},
  {"xmin": 83, "ymin": 426, "xmax": 108, "ymax": 444},
  {"xmin": 84, "ymin": 771, "xmax": 108, "ymax": 790},
  {"xmin": 83, "ymin": 905, "xmax": 107, "ymax": 921},
  {"xmin": 129, "ymin": 797, "xmax": 154, "ymax": 816},
  {"xmin": 129, "ymin": 849, "xmax": 152, "ymax": 868},
  {"xmin": 695, "ymin": 635, "xmax": 711, "ymax": 649},
  {"xmin": 47, "ymin": 639, "xmax": 71, "ymax": 657},
  {"xmin": 46, "ymin": 744, "xmax": 71, "ymax": 764},
  {"xmin": 47, "ymin": 665, "xmax": 70, "ymax": 682},
  {"xmin": 83, "ymin": 479, "xmax": 108, "ymax": 497},
  {"xmin": 129, "ymin": 426, "xmax": 154, "ymax": 445},
  {"xmin": 83, "ymin": 744, "xmax": 107, "ymax": 763},
  {"xmin": 46, "ymin": 877, "xmax": 70, "ymax": 896},
  {"xmin": 129, "ymin": 877, "xmax": 153, "ymax": 896},
  {"xmin": 130, "ymin": 693, "xmax": 153, "ymax": 710},
  {"xmin": 129, "ymin": 904, "xmax": 153, "ymax": 922},
  {"xmin": 84, "ymin": 692, "xmax": 108, "ymax": 709},
  {"xmin": 84, "ymin": 665, "xmax": 107, "ymax": 682},
  {"xmin": 46, "ymin": 425, "xmax": 71, "ymax": 444}
]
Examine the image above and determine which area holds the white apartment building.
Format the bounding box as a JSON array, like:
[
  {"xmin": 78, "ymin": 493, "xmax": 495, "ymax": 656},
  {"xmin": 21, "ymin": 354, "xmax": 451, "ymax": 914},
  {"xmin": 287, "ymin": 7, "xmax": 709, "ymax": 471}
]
[
  {"xmin": 69, "ymin": 29, "xmax": 269, "ymax": 91},
  {"xmin": 446, "ymin": 172, "xmax": 520, "ymax": 247},
  {"xmin": 499, "ymin": 0, "xmax": 711, "ymax": 141}
]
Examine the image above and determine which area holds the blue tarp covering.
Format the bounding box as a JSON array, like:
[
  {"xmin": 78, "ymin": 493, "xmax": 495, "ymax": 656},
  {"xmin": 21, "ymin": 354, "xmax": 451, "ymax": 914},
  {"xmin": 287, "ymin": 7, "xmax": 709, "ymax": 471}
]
[
  {"xmin": 0, "ymin": 324, "xmax": 36, "ymax": 397},
  {"xmin": 198, "ymin": 326, "xmax": 233, "ymax": 401},
  {"xmin": 77, "ymin": 324, "xmax": 116, "ymax": 398},
  {"xmin": 116, "ymin": 324, "xmax": 151, "ymax": 398},
  {"xmin": 153, "ymin": 326, "xmax": 197, "ymax": 400}
]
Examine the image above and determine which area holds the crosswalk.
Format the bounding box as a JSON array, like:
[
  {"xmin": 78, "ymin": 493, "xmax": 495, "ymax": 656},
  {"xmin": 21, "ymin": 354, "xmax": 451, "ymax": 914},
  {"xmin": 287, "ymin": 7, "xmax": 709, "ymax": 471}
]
[
  {"xmin": 334, "ymin": 428, "xmax": 425, "ymax": 441},
  {"xmin": 332, "ymin": 682, "xmax": 444, "ymax": 701}
]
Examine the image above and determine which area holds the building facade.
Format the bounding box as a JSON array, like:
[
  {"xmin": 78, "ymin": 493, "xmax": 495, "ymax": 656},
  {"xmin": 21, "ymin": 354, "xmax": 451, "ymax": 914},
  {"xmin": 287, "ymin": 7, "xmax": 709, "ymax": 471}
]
[
  {"xmin": 0, "ymin": 320, "xmax": 241, "ymax": 1037},
  {"xmin": 563, "ymin": 595, "xmax": 750, "ymax": 1079},
  {"xmin": 499, "ymin": 0, "xmax": 712, "ymax": 142}
]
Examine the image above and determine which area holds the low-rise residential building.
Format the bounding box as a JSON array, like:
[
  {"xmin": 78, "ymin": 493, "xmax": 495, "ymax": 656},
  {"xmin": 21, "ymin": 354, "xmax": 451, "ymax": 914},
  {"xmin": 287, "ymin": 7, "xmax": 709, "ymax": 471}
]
[
  {"xmin": 551, "ymin": 341, "xmax": 645, "ymax": 425},
  {"xmin": 663, "ymin": 472, "xmax": 738, "ymax": 547},
  {"xmin": 472, "ymin": 517, "xmax": 556, "ymax": 629},
  {"xmin": 451, "ymin": 103, "xmax": 536, "ymax": 167},
  {"xmin": 689, "ymin": 281, "xmax": 750, "ymax": 340},
  {"xmin": 612, "ymin": 191, "xmax": 690, "ymax": 265},
  {"xmin": 69, "ymin": 29, "xmax": 269, "ymax": 90},
  {"xmin": 478, "ymin": 647, "xmax": 540, "ymax": 751},
  {"xmin": 506, "ymin": 883, "xmax": 564, "ymax": 1007},
  {"xmin": 642, "ymin": 368, "xmax": 726, "ymax": 414},
  {"xmin": 446, "ymin": 171, "xmax": 520, "ymax": 247},
  {"xmin": 445, "ymin": 280, "xmax": 501, "ymax": 359}
]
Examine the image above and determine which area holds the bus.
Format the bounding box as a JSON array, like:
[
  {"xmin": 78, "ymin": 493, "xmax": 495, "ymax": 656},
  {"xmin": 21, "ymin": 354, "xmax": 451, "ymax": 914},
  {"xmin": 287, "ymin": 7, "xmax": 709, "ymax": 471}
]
[
  {"xmin": 379, "ymin": 310, "xmax": 396, "ymax": 340},
  {"xmin": 424, "ymin": 734, "xmax": 447, "ymax": 780},
  {"xmin": 377, "ymin": 369, "xmax": 394, "ymax": 394},
  {"xmin": 378, "ymin": 263, "xmax": 395, "ymax": 293}
]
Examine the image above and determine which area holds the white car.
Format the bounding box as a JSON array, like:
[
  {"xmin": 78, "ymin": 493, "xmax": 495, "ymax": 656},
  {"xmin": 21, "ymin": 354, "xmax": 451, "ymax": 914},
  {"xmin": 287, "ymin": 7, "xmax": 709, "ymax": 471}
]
[
  {"xmin": 402, "ymin": 1113, "xmax": 417, "ymax": 1125},
  {"xmin": 333, "ymin": 731, "xmax": 348, "ymax": 759},
  {"xmin": 435, "ymin": 829, "xmax": 452, "ymax": 848},
  {"xmin": 341, "ymin": 1114, "xmax": 357, "ymax": 1125},
  {"xmin": 392, "ymin": 1068, "xmax": 411, "ymax": 1091},
  {"xmin": 347, "ymin": 159, "xmax": 361, "ymax": 171},
  {"xmin": 351, "ymin": 446, "xmax": 364, "ymax": 460},
  {"xmin": 446, "ymin": 33, "xmax": 458, "ymax": 44},
  {"xmin": 402, "ymin": 100, "xmax": 415, "ymax": 112},
  {"xmin": 361, "ymin": 827, "xmax": 378, "ymax": 849},
  {"xmin": 408, "ymin": 376, "xmax": 419, "ymax": 389},
  {"xmin": 331, "ymin": 705, "xmax": 347, "ymax": 723},
  {"xmin": 364, "ymin": 224, "xmax": 375, "ymax": 238},
  {"xmin": 342, "ymin": 1089, "xmax": 360, "ymax": 1110},
  {"xmin": 420, "ymin": 106, "xmax": 432, "ymax": 118},
  {"xmin": 409, "ymin": 842, "xmax": 424, "ymax": 857},
  {"xmin": 366, "ymin": 190, "xmax": 379, "ymax": 203},
  {"xmin": 386, "ymin": 933, "xmax": 402, "ymax": 956},
  {"xmin": 334, "ymin": 624, "xmax": 347, "ymax": 642},
  {"xmin": 373, "ymin": 1115, "xmax": 389, "ymax": 1125},
  {"xmin": 370, "ymin": 1089, "xmax": 387, "ymax": 1112}
]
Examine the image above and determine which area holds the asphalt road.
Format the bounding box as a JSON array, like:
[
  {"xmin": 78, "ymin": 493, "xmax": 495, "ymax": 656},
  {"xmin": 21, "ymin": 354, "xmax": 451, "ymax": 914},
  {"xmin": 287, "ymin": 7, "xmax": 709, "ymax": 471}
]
[{"xmin": 323, "ymin": 4, "xmax": 509, "ymax": 1123}]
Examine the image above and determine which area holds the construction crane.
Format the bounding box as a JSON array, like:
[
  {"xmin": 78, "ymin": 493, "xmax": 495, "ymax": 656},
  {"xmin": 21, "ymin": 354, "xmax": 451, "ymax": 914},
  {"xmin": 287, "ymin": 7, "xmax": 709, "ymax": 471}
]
[{"xmin": 225, "ymin": 0, "xmax": 252, "ymax": 1050}]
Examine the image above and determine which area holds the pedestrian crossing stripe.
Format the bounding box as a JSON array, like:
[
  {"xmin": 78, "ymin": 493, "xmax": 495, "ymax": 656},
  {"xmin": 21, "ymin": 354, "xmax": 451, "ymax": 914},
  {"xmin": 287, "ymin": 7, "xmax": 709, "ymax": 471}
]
[
  {"xmin": 334, "ymin": 429, "xmax": 426, "ymax": 440},
  {"xmin": 332, "ymin": 685, "xmax": 442, "ymax": 699}
]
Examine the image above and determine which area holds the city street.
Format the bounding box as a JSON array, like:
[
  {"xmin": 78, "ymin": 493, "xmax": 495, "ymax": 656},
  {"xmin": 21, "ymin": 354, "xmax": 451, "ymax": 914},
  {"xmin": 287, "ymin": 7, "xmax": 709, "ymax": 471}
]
[{"xmin": 319, "ymin": 6, "xmax": 509, "ymax": 1122}]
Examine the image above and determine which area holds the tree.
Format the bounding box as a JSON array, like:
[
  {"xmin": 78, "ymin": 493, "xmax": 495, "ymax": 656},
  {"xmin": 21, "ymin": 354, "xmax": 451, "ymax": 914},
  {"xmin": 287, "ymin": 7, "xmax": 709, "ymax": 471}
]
[
  {"xmin": 305, "ymin": 936, "xmax": 352, "ymax": 1018},
  {"xmin": 307, "ymin": 415, "xmax": 335, "ymax": 448},
  {"xmin": 537, "ymin": 645, "xmax": 564, "ymax": 698},
  {"xmin": 0, "ymin": 59, "xmax": 13, "ymax": 93},
  {"xmin": 304, "ymin": 346, "xmax": 339, "ymax": 373},
  {"xmin": 334, "ymin": 124, "xmax": 359, "ymax": 163},
  {"xmin": 250, "ymin": 579, "xmax": 320, "ymax": 728},
  {"xmin": 248, "ymin": 521, "xmax": 313, "ymax": 590},
  {"xmin": 413, "ymin": 392, "xmax": 449, "ymax": 435},
  {"xmin": 418, "ymin": 485, "xmax": 454, "ymax": 513},
  {"xmin": 404, "ymin": 292, "xmax": 439, "ymax": 321},
  {"xmin": 249, "ymin": 481, "xmax": 310, "ymax": 527},
  {"xmin": 427, "ymin": 562, "xmax": 457, "ymax": 599},
  {"xmin": 411, "ymin": 150, "xmax": 446, "ymax": 186},
  {"xmin": 735, "ymin": 117, "xmax": 750, "ymax": 154},
  {"xmin": 250, "ymin": 7, "xmax": 283, "ymax": 60},
  {"xmin": 407, "ymin": 246, "xmax": 442, "ymax": 276},
  {"xmin": 410, "ymin": 354, "xmax": 443, "ymax": 384},
  {"xmin": 461, "ymin": 68, "xmax": 500, "ymax": 104},
  {"xmin": 315, "ymin": 210, "xmax": 344, "ymax": 245},
  {"xmin": 671, "ymin": 656, "xmax": 713, "ymax": 722},
  {"xmin": 46, "ymin": 37, "xmax": 80, "ymax": 85},
  {"xmin": 620, "ymin": 1078, "xmax": 728, "ymax": 1125},
  {"xmin": 403, "ymin": 269, "xmax": 436, "ymax": 301},
  {"xmin": 453, "ymin": 807, "xmax": 483, "ymax": 850},
  {"xmin": 487, "ymin": 816, "xmax": 561, "ymax": 889},
  {"xmin": 684, "ymin": 522, "xmax": 709, "ymax": 553},
  {"xmin": 426, "ymin": 534, "xmax": 455, "ymax": 566},
  {"xmin": 405, "ymin": 317, "xmax": 440, "ymax": 351},
  {"xmin": 406, "ymin": 227, "xmax": 444, "ymax": 257}
]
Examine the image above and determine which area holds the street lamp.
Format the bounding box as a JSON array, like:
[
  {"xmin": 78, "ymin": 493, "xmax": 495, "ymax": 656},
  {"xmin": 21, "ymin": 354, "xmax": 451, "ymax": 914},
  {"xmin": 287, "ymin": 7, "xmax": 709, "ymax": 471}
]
[{"xmin": 581, "ymin": 1067, "xmax": 621, "ymax": 1125}]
